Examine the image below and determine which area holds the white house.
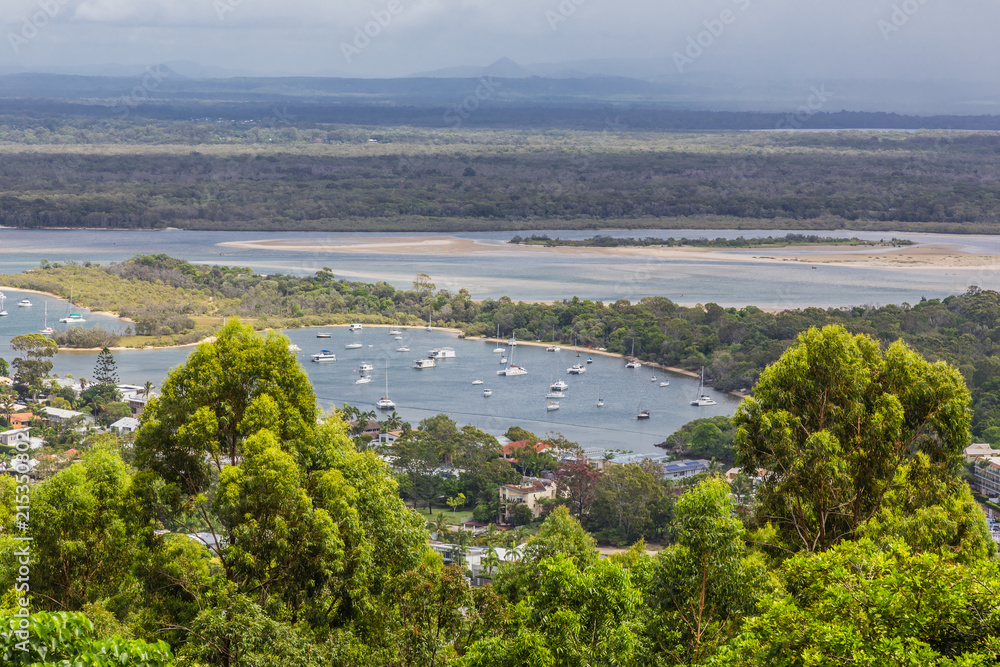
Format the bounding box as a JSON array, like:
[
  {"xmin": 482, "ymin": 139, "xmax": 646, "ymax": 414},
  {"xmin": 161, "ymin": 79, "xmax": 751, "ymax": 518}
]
[
  {"xmin": 43, "ymin": 407, "xmax": 95, "ymax": 426},
  {"xmin": 499, "ymin": 478, "xmax": 558, "ymax": 520},
  {"xmin": 965, "ymin": 443, "xmax": 999, "ymax": 463},
  {"xmin": 0, "ymin": 427, "xmax": 30, "ymax": 447},
  {"xmin": 110, "ymin": 417, "xmax": 141, "ymax": 434}
]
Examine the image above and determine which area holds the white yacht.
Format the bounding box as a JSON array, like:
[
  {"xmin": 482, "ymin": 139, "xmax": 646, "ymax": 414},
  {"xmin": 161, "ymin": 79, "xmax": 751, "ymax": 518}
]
[
  {"xmin": 507, "ymin": 336, "xmax": 517, "ymax": 346},
  {"xmin": 356, "ymin": 376, "xmax": 372, "ymax": 384},
  {"xmin": 39, "ymin": 303, "xmax": 53, "ymax": 335},
  {"xmin": 59, "ymin": 313, "xmax": 86, "ymax": 324},
  {"xmin": 472, "ymin": 379, "xmax": 484, "ymax": 385},
  {"xmin": 546, "ymin": 345, "xmax": 560, "ymax": 352},
  {"xmin": 18, "ymin": 298, "xmax": 32, "ymax": 307},
  {"xmin": 497, "ymin": 364, "xmax": 527, "ymax": 377},
  {"xmin": 550, "ymin": 379, "xmax": 569, "ymax": 391},
  {"xmin": 546, "ymin": 401, "xmax": 560, "ymax": 411},
  {"xmin": 567, "ymin": 364, "xmax": 586, "ymax": 375},
  {"xmin": 388, "ymin": 328, "xmax": 402, "ymax": 335},
  {"xmin": 316, "ymin": 332, "xmax": 332, "ymax": 338},
  {"xmin": 690, "ymin": 367, "xmax": 717, "ymax": 406},
  {"xmin": 311, "ymin": 350, "xmax": 337, "ymax": 363},
  {"xmin": 492, "ymin": 326, "xmax": 504, "ymax": 353},
  {"xmin": 625, "ymin": 360, "xmax": 641, "ymax": 369},
  {"xmin": 288, "ymin": 343, "xmax": 301, "ymax": 353},
  {"xmin": 483, "ymin": 388, "xmax": 493, "ymax": 397},
  {"xmin": 546, "ymin": 391, "xmax": 566, "ymax": 399},
  {"xmin": 413, "ymin": 358, "xmax": 436, "ymax": 369},
  {"xmin": 349, "ymin": 323, "xmax": 363, "ymax": 331},
  {"xmin": 396, "ymin": 346, "xmax": 410, "ymax": 352},
  {"xmin": 358, "ymin": 361, "xmax": 374, "ymax": 372},
  {"xmin": 345, "ymin": 342, "xmax": 363, "ymax": 349},
  {"xmin": 660, "ymin": 381, "xmax": 670, "ymax": 387},
  {"xmin": 0, "ymin": 294, "xmax": 7, "ymax": 317},
  {"xmin": 429, "ymin": 347, "xmax": 456, "ymax": 359}
]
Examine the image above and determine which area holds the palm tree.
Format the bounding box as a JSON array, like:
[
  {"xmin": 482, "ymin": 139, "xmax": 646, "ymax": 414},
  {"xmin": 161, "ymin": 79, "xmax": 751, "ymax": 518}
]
[
  {"xmin": 483, "ymin": 546, "xmax": 500, "ymax": 578},
  {"xmin": 381, "ymin": 411, "xmax": 405, "ymax": 431},
  {"xmin": 142, "ymin": 380, "xmax": 153, "ymax": 398}
]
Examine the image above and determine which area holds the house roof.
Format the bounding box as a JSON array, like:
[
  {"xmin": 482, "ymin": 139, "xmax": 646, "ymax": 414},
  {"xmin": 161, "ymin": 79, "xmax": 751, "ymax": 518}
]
[
  {"xmin": 43, "ymin": 407, "xmax": 90, "ymax": 420},
  {"xmin": 663, "ymin": 459, "xmax": 711, "ymax": 473},
  {"xmin": 111, "ymin": 417, "xmax": 141, "ymax": 430},
  {"xmin": 502, "ymin": 440, "xmax": 551, "ymax": 456},
  {"xmin": 501, "ymin": 479, "xmax": 554, "ymax": 495}
]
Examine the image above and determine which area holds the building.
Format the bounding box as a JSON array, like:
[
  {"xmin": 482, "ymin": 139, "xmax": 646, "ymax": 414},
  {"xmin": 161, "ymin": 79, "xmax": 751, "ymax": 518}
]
[
  {"xmin": 379, "ymin": 429, "xmax": 403, "ymax": 446},
  {"xmin": 500, "ymin": 440, "xmax": 551, "ymax": 464},
  {"xmin": 349, "ymin": 419, "xmax": 382, "ymax": 439},
  {"xmin": 42, "ymin": 407, "xmax": 95, "ymax": 426},
  {"xmin": 117, "ymin": 385, "xmax": 157, "ymax": 417},
  {"xmin": 499, "ymin": 478, "xmax": 558, "ymax": 520},
  {"xmin": 0, "ymin": 427, "xmax": 31, "ymax": 447},
  {"xmin": 661, "ymin": 459, "xmax": 712, "ymax": 480},
  {"xmin": 965, "ymin": 443, "xmax": 999, "ymax": 463},
  {"xmin": 6, "ymin": 412, "xmax": 36, "ymax": 429},
  {"xmin": 110, "ymin": 417, "xmax": 141, "ymax": 434},
  {"xmin": 975, "ymin": 456, "xmax": 1000, "ymax": 498}
]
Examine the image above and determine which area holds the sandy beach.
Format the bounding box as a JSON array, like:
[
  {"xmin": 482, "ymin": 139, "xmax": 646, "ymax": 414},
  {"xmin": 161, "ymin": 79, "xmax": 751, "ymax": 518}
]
[{"xmin": 219, "ymin": 236, "xmax": 1000, "ymax": 270}]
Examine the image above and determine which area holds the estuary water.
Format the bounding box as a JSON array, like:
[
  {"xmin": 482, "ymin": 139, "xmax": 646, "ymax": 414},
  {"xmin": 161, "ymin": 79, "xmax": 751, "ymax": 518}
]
[{"xmin": 2, "ymin": 226, "xmax": 998, "ymax": 451}]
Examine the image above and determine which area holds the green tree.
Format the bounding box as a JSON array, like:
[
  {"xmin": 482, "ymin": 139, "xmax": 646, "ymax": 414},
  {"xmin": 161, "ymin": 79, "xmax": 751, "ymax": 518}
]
[
  {"xmin": 0, "ymin": 356, "xmax": 9, "ymax": 377},
  {"xmin": 93, "ymin": 346, "xmax": 120, "ymax": 387},
  {"xmin": 135, "ymin": 319, "xmax": 316, "ymax": 499},
  {"xmin": 734, "ymin": 325, "xmax": 973, "ymax": 553},
  {"xmin": 590, "ymin": 461, "xmax": 663, "ymax": 544},
  {"xmin": 10, "ymin": 333, "xmax": 57, "ymax": 399},
  {"xmin": 647, "ymin": 478, "xmax": 768, "ymax": 665}
]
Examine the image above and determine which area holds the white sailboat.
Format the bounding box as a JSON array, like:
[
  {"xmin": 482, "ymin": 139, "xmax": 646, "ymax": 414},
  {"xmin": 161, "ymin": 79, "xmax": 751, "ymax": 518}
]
[
  {"xmin": 493, "ymin": 325, "xmax": 504, "ymax": 353},
  {"xmin": 426, "ymin": 311, "xmax": 432, "ymax": 331},
  {"xmin": 497, "ymin": 335, "xmax": 527, "ymax": 376},
  {"xmin": 39, "ymin": 303, "xmax": 53, "ymax": 335},
  {"xmin": 376, "ymin": 365, "xmax": 395, "ymax": 410},
  {"xmin": 58, "ymin": 288, "xmax": 85, "ymax": 323},
  {"xmin": 691, "ymin": 367, "xmax": 717, "ymax": 406},
  {"xmin": 0, "ymin": 294, "xmax": 7, "ymax": 317},
  {"xmin": 625, "ymin": 337, "xmax": 641, "ymax": 368}
]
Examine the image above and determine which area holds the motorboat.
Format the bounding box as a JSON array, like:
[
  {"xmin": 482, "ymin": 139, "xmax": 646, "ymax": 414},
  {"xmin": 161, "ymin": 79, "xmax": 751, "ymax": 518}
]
[
  {"xmin": 288, "ymin": 343, "xmax": 301, "ymax": 352},
  {"xmin": 472, "ymin": 379, "xmax": 484, "ymax": 385},
  {"xmin": 396, "ymin": 346, "xmax": 410, "ymax": 352},
  {"xmin": 394, "ymin": 335, "xmax": 403, "ymax": 340},
  {"xmin": 546, "ymin": 345, "xmax": 560, "ymax": 352},
  {"xmin": 358, "ymin": 362, "xmax": 374, "ymax": 372},
  {"xmin": 413, "ymin": 358, "xmax": 436, "ymax": 369},
  {"xmin": 429, "ymin": 348, "xmax": 456, "ymax": 359},
  {"xmin": 690, "ymin": 367, "xmax": 718, "ymax": 406},
  {"xmin": 345, "ymin": 342, "xmax": 363, "ymax": 349},
  {"xmin": 546, "ymin": 391, "xmax": 566, "ymax": 399},
  {"xmin": 586, "ymin": 357, "xmax": 593, "ymax": 364},
  {"xmin": 550, "ymin": 379, "xmax": 569, "ymax": 391},
  {"xmin": 567, "ymin": 364, "xmax": 586, "ymax": 375},
  {"xmin": 311, "ymin": 350, "xmax": 337, "ymax": 362},
  {"xmin": 650, "ymin": 376, "xmax": 657, "ymax": 382},
  {"xmin": 625, "ymin": 360, "xmax": 642, "ymax": 369},
  {"xmin": 660, "ymin": 381, "xmax": 670, "ymax": 387},
  {"xmin": 316, "ymin": 332, "xmax": 331, "ymax": 338},
  {"xmin": 356, "ymin": 376, "xmax": 372, "ymax": 384},
  {"xmin": 18, "ymin": 298, "xmax": 32, "ymax": 307},
  {"xmin": 349, "ymin": 323, "xmax": 363, "ymax": 331},
  {"xmin": 388, "ymin": 328, "xmax": 402, "ymax": 335},
  {"xmin": 507, "ymin": 336, "xmax": 517, "ymax": 346},
  {"xmin": 483, "ymin": 388, "xmax": 493, "ymax": 397}
]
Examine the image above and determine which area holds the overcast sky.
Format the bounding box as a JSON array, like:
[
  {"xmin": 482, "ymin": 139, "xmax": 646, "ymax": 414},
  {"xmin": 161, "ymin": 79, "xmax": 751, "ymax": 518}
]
[{"xmin": 1, "ymin": 0, "xmax": 998, "ymax": 81}]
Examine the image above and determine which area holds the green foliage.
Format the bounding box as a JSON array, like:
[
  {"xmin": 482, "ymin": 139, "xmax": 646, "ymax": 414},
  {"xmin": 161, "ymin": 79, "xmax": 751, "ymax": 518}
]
[
  {"xmin": 0, "ymin": 611, "xmax": 173, "ymax": 666},
  {"xmin": 735, "ymin": 325, "xmax": 973, "ymax": 553},
  {"xmin": 10, "ymin": 333, "xmax": 57, "ymax": 398},
  {"xmin": 589, "ymin": 462, "xmax": 669, "ymax": 545},
  {"xmin": 662, "ymin": 416, "xmax": 737, "ymax": 462}
]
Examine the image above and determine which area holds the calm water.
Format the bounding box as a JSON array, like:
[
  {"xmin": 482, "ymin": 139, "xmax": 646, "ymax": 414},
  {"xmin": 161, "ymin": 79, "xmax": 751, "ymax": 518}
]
[
  {"xmin": 12, "ymin": 326, "xmax": 740, "ymax": 453},
  {"xmin": 1, "ymin": 227, "xmax": 997, "ymax": 308},
  {"xmin": 3, "ymin": 226, "xmax": 999, "ymax": 450}
]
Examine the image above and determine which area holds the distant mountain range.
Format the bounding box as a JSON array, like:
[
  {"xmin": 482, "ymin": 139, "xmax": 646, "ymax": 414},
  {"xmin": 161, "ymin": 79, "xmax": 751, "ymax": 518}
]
[{"xmin": 0, "ymin": 56, "xmax": 997, "ymax": 116}]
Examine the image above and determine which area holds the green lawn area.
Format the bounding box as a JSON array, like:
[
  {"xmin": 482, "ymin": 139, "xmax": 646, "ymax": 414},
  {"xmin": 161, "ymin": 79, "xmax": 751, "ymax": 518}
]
[{"xmin": 409, "ymin": 506, "xmax": 472, "ymax": 525}]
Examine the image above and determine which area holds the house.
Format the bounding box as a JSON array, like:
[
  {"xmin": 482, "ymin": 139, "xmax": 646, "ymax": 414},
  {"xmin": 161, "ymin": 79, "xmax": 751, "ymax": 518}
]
[
  {"xmin": 42, "ymin": 407, "xmax": 94, "ymax": 426},
  {"xmin": 501, "ymin": 440, "xmax": 551, "ymax": 463},
  {"xmin": 0, "ymin": 427, "xmax": 31, "ymax": 447},
  {"xmin": 379, "ymin": 429, "xmax": 403, "ymax": 446},
  {"xmin": 499, "ymin": 478, "xmax": 558, "ymax": 520},
  {"xmin": 6, "ymin": 412, "xmax": 36, "ymax": 429},
  {"xmin": 975, "ymin": 456, "xmax": 1000, "ymax": 498},
  {"xmin": 965, "ymin": 443, "xmax": 999, "ymax": 463},
  {"xmin": 117, "ymin": 385, "xmax": 157, "ymax": 416},
  {"xmin": 110, "ymin": 417, "xmax": 141, "ymax": 434},
  {"xmin": 349, "ymin": 419, "xmax": 382, "ymax": 439},
  {"xmin": 661, "ymin": 459, "xmax": 711, "ymax": 480}
]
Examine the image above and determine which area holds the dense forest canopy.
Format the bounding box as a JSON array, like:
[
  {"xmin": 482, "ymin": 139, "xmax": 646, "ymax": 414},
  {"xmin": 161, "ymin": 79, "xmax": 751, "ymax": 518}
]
[{"xmin": 0, "ymin": 121, "xmax": 999, "ymax": 232}]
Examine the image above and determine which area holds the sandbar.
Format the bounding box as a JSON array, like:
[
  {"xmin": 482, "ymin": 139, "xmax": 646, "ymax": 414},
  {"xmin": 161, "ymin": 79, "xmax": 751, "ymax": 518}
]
[{"xmin": 219, "ymin": 237, "xmax": 999, "ymax": 271}]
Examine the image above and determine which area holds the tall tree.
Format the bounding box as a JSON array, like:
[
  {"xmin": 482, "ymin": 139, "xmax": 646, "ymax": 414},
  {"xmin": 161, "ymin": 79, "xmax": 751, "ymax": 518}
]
[
  {"xmin": 93, "ymin": 346, "xmax": 120, "ymax": 387},
  {"xmin": 734, "ymin": 325, "xmax": 973, "ymax": 553},
  {"xmin": 10, "ymin": 333, "xmax": 57, "ymax": 399}
]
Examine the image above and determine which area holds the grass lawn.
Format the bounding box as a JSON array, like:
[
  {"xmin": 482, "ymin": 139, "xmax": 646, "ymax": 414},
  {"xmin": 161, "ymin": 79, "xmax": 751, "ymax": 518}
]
[{"xmin": 409, "ymin": 506, "xmax": 472, "ymax": 524}]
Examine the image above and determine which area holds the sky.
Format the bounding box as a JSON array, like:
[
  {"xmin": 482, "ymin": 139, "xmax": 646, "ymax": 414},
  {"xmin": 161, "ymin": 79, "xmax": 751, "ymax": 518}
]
[{"xmin": 0, "ymin": 0, "xmax": 998, "ymax": 81}]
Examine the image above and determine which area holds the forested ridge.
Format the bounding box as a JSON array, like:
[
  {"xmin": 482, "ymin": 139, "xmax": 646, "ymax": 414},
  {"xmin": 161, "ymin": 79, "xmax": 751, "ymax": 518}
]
[{"xmin": 1, "ymin": 126, "xmax": 1000, "ymax": 232}]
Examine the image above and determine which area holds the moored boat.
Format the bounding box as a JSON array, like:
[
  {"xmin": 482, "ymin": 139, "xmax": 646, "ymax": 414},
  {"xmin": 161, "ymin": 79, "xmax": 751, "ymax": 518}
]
[{"xmin": 311, "ymin": 350, "xmax": 337, "ymax": 362}]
